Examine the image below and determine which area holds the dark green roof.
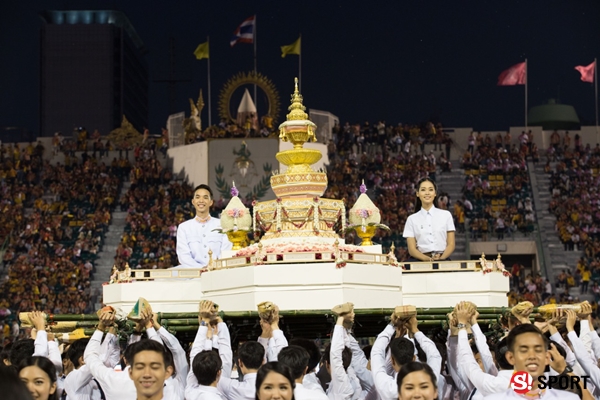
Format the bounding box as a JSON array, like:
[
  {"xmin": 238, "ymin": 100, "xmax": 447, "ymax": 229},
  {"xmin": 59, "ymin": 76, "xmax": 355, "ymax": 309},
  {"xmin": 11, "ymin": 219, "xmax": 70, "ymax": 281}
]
[{"xmin": 528, "ymin": 99, "xmax": 580, "ymax": 130}]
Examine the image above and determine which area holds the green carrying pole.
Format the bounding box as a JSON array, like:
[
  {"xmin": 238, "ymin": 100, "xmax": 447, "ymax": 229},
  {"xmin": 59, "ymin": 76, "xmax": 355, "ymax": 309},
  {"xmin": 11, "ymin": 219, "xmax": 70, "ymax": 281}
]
[{"xmin": 44, "ymin": 307, "xmax": 520, "ymax": 328}]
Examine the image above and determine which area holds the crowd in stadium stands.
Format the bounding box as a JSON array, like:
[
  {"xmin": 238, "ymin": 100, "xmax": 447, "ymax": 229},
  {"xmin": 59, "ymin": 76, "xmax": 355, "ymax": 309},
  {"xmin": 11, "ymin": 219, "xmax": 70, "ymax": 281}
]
[
  {"xmin": 186, "ymin": 116, "xmax": 277, "ymax": 143},
  {"xmin": 116, "ymin": 152, "xmax": 194, "ymax": 270},
  {"xmin": 546, "ymin": 132, "xmax": 600, "ymax": 307},
  {"xmin": 0, "ymin": 139, "xmax": 127, "ymax": 322},
  {"xmin": 460, "ymin": 134, "xmax": 536, "ymax": 241}
]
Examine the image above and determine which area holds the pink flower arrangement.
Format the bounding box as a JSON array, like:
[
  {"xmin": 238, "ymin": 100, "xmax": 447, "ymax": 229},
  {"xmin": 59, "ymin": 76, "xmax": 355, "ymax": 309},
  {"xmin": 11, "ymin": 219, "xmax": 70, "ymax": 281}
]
[
  {"xmin": 226, "ymin": 208, "xmax": 245, "ymax": 218},
  {"xmin": 355, "ymin": 209, "xmax": 373, "ymax": 219},
  {"xmin": 235, "ymin": 243, "xmax": 364, "ymax": 257}
]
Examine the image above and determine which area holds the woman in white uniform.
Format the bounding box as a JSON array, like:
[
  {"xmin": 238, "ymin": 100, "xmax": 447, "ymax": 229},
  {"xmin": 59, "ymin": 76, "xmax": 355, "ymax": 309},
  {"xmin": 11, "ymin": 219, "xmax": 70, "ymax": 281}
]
[{"xmin": 403, "ymin": 178, "xmax": 455, "ymax": 261}]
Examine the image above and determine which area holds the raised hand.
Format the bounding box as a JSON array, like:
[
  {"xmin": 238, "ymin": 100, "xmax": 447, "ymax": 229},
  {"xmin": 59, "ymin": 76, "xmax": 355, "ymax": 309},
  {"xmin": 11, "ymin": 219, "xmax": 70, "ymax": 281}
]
[
  {"xmin": 470, "ymin": 308, "xmax": 480, "ymax": 326},
  {"xmin": 547, "ymin": 343, "xmax": 567, "ymax": 375},
  {"xmin": 455, "ymin": 302, "xmax": 471, "ymax": 325},
  {"xmin": 98, "ymin": 310, "xmax": 115, "ymax": 331},
  {"xmin": 565, "ymin": 309, "xmax": 577, "ymax": 333},
  {"xmin": 578, "ymin": 301, "xmax": 592, "ymax": 319},
  {"xmin": 270, "ymin": 305, "xmax": 280, "ymax": 329},
  {"xmin": 407, "ymin": 315, "xmax": 419, "ymax": 335},
  {"xmin": 260, "ymin": 318, "xmax": 273, "ymax": 338},
  {"xmin": 30, "ymin": 310, "xmax": 46, "ymax": 331}
]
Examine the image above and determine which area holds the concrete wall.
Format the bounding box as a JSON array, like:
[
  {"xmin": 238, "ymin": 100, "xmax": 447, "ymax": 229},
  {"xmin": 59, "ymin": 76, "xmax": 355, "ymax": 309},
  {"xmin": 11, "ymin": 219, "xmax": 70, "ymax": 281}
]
[
  {"xmin": 167, "ymin": 141, "xmax": 208, "ymax": 187},
  {"xmin": 167, "ymin": 140, "xmax": 330, "ymax": 191}
]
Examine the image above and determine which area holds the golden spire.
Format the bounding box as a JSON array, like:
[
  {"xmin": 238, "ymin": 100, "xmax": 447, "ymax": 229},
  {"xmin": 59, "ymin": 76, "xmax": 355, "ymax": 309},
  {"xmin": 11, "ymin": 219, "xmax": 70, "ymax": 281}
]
[{"xmin": 286, "ymin": 77, "xmax": 308, "ymax": 121}]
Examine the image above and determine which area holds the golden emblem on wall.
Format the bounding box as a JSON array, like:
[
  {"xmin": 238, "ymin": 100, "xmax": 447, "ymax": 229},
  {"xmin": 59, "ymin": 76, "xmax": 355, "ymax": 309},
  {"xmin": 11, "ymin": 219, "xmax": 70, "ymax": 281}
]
[{"xmin": 218, "ymin": 71, "xmax": 280, "ymax": 124}]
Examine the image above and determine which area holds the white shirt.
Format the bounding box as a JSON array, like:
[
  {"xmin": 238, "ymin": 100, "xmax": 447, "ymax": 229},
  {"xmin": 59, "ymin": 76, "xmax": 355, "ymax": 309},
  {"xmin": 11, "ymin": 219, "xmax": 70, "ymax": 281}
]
[
  {"xmin": 257, "ymin": 329, "xmax": 288, "ymax": 362},
  {"xmin": 186, "ymin": 384, "xmax": 226, "ymax": 400},
  {"xmin": 187, "ymin": 324, "xmax": 234, "ymax": 400},
  {"xmin": 345, "ymin": 330, "xmax": 377, "ymax": 400},
  {"xmin": 457, "ymin": 329, "xmax": 510, "ymax": 399},
  {"xmin": 218, "ymin": 372, "xmax": 257, "ymax": 400},
  {"xmin": 483, "ymin": 388, "xmax": 578, "ymax": 399},
  {"xmin": 403, "ymin": 205, "xmax": 455, "ymax": 254},
  {"xmin": 567, "ymin": 330, "xmax": 600, "ymax": 398},
  {"xmin": 176, "ymin": 217, "xmax": 232, "ymax": 268},
  {"xmin": 295, "ymin": 382, "xmax": 329, "ymax": 400},
  {"xmin": 64, "ymin": 365, "xmax": 102, "ymax": 400},
  {"xmin": 370, "ymin": 325, "xmax": 398, "ymax": 400},
  {"xmin": 148, "ymin": 327, "xmax": 189, "ymax": 400},
  {"xmin": 303, "ymin": 372, "xmax": 325, "ymax": 393},
  {"xmin": 84, "ymin": 331, "xmax": 137, "ymax": 400},
  {"xmin": 328, "ymin": 325, "xmax": 360, "ymax": 400}
]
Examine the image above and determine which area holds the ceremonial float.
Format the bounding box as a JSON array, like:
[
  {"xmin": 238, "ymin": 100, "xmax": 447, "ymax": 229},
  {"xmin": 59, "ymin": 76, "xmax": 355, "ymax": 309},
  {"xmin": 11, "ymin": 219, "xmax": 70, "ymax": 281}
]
[{"xmin": 103, "ymin": 78, "xmax": 510, "ymax": 325}]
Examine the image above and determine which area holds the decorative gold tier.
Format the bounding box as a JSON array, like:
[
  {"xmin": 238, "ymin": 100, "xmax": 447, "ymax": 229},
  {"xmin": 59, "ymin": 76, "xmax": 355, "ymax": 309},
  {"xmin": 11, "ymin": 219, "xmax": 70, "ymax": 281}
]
[
  {"xmin": 254, "ymin": 197, "xmax": 344, "ymax": 239},
  {"xmin": 279, "ymin": 120, "xmax": 317, "ymax": 149},
  {"xmin": 276, "ymin": 148, "xmax": 322, "ymax": 169},
  {"xmin": 270, "ymin": 171, "xmax": 328, "ymax": 197}
]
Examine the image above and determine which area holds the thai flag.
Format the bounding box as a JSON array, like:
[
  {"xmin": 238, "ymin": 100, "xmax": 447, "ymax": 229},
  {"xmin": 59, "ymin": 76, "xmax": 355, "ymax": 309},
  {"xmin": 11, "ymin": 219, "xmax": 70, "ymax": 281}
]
[{"xmin": 230, "ymin": 15, "xmax": 255, "ymax": 47}]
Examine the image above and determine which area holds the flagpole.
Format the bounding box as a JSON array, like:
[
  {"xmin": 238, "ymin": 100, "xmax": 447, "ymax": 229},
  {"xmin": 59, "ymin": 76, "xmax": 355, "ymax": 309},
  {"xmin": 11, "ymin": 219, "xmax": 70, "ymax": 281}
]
[
  {"xmin": 207, "ymin": 36, "xmax": 212, "ymax": 127},
  {"xmin": 595, "ymin": 57, "xmax": 598, "ymax": 139},
  {"xmin": 298, "ymin": 34, "xmax": 302, "ymax": 91},
  {"xmin": 253, "ymin": 14, "xmax": 257, "ymax": 112},
  {"xmin": 525, "ymin": 58, "xmax": 528, "ymax": 128}
]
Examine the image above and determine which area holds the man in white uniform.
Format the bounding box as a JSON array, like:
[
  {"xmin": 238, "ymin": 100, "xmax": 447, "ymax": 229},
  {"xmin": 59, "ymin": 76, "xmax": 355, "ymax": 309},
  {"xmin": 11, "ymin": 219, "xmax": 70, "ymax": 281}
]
[{"xmin": 176, "ymin": 184, "xmax": 232, "ymax": 268}]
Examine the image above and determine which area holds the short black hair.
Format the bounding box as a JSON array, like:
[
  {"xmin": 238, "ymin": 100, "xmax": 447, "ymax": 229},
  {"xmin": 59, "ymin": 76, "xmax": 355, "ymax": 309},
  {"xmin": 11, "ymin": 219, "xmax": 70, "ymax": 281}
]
[
  {"xmin": 67, "ymin": 338, "xmax": 90, "ymax": 369},
  {"xmin": 289, "ymin": 338, "xmax": 321, "ymax": 373},
  {"xmin": 278, "ymin": 345, "xmax": 309, "ymax": 380},
  {"xmin": 322, "ymin": 343, "xmax": 352, "ymax": 371},
  {"xmin": 494, "ymin": 337, "xmax": 512, "ymax": 370},
  {"xmin": 238, "ymin": 341, "xmax": 265, "ymax": 370},
  {"xmin": 389, "ymin": 337, "xmax": 415, "ymax": 366},
  {"xmin": 255, "ymin": 362, "xmax": 295, "ymax": 400},
  {"xmin": 396, "ymin": 361, "xmax": 437, "ymax": 393},
  {"xmin": 193, "ymin": 184, "xmax": 213, "ymax": 199},
  {"xmin": 9, "ymin": 339, "xmax": 35, "ymax": 367},
  {"xmin": 128, "ymin": 339, "xmax": 171, "ymax": 369},
  {"xmin": 193, "ymin": 350, "xmax": 222, "ymax": 386},
  {"xmin": 506, "ymin": 324, "xmax": 547, "ymax": 353}
]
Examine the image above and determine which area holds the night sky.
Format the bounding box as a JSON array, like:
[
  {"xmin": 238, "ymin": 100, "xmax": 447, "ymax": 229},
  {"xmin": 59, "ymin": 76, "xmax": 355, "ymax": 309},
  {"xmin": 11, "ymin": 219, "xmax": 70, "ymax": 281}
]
[{"xmin": 1, "ymin": 0, "xmax": 599, "ymax": 135}]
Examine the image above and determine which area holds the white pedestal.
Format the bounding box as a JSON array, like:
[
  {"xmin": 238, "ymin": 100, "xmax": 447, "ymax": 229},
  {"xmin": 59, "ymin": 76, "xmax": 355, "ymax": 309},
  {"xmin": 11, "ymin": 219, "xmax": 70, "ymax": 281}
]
[
  {"xmin": 102, "ymin": 280, "xmax": 202, "ymax": 313},
  {"xmin": 102, "ymin": 263, "xmax": 509, "ymax": 313},
  {"xmin": 402, "ymin": 271, "xmax": 509, "ymax": 307},
  {"xmin": 201, "ymin": 262, "xmax": 403, "ymax": 311}
]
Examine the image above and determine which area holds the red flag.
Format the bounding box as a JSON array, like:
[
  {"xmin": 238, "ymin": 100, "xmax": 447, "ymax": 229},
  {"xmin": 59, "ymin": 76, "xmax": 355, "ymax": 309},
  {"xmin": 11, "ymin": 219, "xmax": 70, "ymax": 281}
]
[
  {"xmin": 498, "ymin": 62, "xmax": 526, "ymax": 86},
  {"xmin": 575, "ymin": 61, "xmax": 595, "ymax": 83}
]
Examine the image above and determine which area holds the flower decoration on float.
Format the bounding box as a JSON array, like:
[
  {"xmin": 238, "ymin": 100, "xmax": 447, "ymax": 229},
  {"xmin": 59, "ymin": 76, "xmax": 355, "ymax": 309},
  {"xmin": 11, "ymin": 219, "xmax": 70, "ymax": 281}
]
[
  {"xmin": 214, "ymin": 182, "xmax": 252, "ymax": 250},
  {"xmin": 345, "ymin": 180, "xmax": 389, "ymax": 246}
]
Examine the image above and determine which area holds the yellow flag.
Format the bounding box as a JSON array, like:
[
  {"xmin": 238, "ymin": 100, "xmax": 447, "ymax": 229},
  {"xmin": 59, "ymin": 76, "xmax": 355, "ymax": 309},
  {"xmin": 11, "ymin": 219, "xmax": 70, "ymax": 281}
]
[
  {"xmin": 281, "ymin": 36, "xmax": 301, "ymax": 58},
  {"xmin": 194, "ymin": 41, "xmax": 209, "ymax": 60}
]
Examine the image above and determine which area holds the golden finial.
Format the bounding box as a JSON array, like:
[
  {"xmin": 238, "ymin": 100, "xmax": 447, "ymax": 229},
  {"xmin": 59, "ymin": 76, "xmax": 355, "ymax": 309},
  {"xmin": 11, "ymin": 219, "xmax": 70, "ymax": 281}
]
[
  {"xmin": 286, "ymin": 77, "xmax": 308, "ymax": 121},
  {"xmin": 208, "ymin": 249, "xmax": 214, "ymax": 270},
  {"xmin": 390, "ymin": 242, "xmax": 395, "ymax": 253}
]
